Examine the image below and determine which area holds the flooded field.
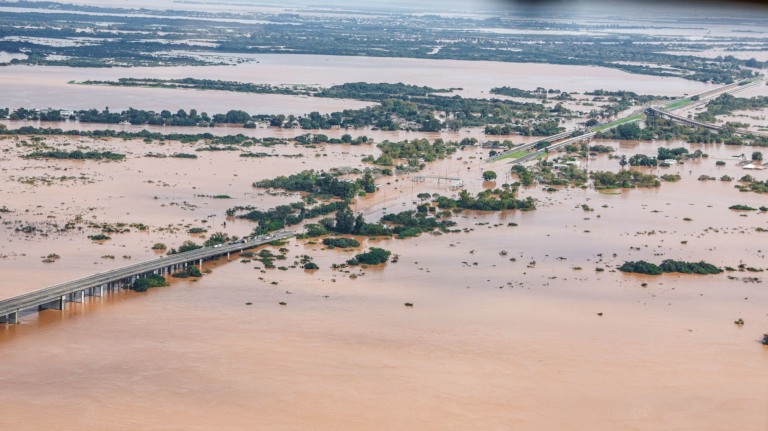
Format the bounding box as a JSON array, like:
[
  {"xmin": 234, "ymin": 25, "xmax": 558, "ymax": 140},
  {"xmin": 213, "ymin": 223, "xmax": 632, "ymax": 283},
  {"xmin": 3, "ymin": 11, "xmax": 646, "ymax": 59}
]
[
  {"xmin": 0, "ymin": 3, "xmax": 766, "ymax": 422},
  {"xmin": 0, "ymin": 119, "xmax": 502, "ymax": 143},
  {"xmin": 0, "ymin": 127, "xmax": 767, "ymax": 430},
  {"xmin": 1, "ymin": 67, "xmax": 372, "ymax": 115},
  {"xmin": 0, "ymin": 55, "xmax": 714, "ymax": 114}
]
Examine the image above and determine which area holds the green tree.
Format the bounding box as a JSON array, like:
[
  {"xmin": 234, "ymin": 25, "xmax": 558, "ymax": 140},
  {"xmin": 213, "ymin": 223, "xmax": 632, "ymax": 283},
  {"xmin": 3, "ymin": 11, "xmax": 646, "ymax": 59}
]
[
  {"xmin": 349, "ymin": 247, "xmax": 392, "ymax": 265},
  {"xmin": 483, "ymin": 170, "xmax": 497, "ymax": 181},
  {"xmin": 178, "ymin": 240, "xmax": 202, "ymax": 253},
  {"xmin": 616, "ymin": 122, "xmax": 641, "ymax": 140},
  {"xmin": 353, "ymin": 213, "xmax": 366, "ymax": 234},
  {"xmin": 204, "ymin": 232, "xmax": 230, "ymax": 247},
  {"xmin": 334, "ymin": 207, "xmax": 355, "ymax": 234},
  {"xmin": 752, "ymin": 151, "xmax": 763, "ymax": 161},
  {"xmin": 360, "ymin": 171, "xmax": 376, "ymax": 193}
]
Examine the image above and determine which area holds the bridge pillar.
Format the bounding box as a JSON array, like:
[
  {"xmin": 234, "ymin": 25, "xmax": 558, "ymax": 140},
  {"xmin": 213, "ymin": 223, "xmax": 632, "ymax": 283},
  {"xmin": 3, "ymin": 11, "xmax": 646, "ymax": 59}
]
[
  {"xmin": 76, "ymin": 290, "xmax": 85, "ymax": 303},
  {"xmin": 199, "ymin": 259, "xmax": 203, "ymax": 271},
  {"xmin": 39, "ymin": 296, "xmax": 66, "ymax": 311},
  {"xmin": 227, "ymin": 252, "xmax": 230, "ymax": 261},
  {"xmin": 1, "ymin": 311, "xmax": 19, "ymax": 324}
]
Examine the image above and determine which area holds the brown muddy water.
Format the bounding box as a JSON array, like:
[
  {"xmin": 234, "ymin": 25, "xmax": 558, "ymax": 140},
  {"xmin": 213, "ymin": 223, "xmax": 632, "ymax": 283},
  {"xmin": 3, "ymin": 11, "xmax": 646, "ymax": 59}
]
[
  {"xmin": 0, "ymin": 130, "xmax": 767, "ymax": 430},
  {"xmin": 0, "ymin": 55, "xmax": 715, "ymax": 114},
  {"xmin": 0, "ymin": 119, "xmax": 503, "ymax": 143}
]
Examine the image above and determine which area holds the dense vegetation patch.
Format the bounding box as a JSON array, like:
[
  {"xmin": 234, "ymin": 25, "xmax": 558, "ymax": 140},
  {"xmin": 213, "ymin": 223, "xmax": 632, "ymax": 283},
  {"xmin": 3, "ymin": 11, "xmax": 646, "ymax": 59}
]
[
  {"xmin": 131, "ymin": 274, "xmax": 167, "ymax": 292},
  {"xmin": 433, "ymin": 189, "xmax": 536, "ymax": 211},
  {"xmin": 366, "ymin": 139, "xmax": 456, "ymax": 167},
  {"xmin": 591, "ymin": 170, "xmax": 660, "ymax": 189},
  {"xmin": 735, "ymin": 175, "xmax": 768, "ymax": 194},
  {"xmin": 619, "ymin": 260, "xmax": 722, "ymax": 275},
  {"xmin": 172, "ymin": 266, "xmax": 203, "ymax": 278},
  {"xmin": 347, "ymin": 247, "xmax": 392, "ymax": 265},
  {"xmin": 25, "ymin": 150, "xmax": 125, "ymax": 161},
  {"xmin": 511, "ymin": 165, "xmax": 534, "ymax": 186},
  {"xmin": 729, "ymin": 204, "xmax": 757, "ymax": 211},
  {"xmin": 532, "ymin": 160, "xmax": 589, "ymax": 187},
  {"xmin": 322, "ymin": 238, "xmax": 361, "ymax": 248},
  {"xmin": 166, "ymin": 240, "xmax": 203, "ymax": 255},
  {"xmin": 253, "ymin": 170, "xmax": 376, "ymax": 199},
  {"xmin": 231, "ymin": 201, "xmax": 348, "ymax": 235}
]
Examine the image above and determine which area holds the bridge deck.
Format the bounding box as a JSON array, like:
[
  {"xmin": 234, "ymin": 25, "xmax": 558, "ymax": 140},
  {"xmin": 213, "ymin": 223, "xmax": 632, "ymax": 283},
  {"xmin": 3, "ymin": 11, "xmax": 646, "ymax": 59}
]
[
  {"xmin": 489, "ymin": 78, "xmax": 766, "ymax": 166},
  {"xmin": 0, "ymin": 231, "xmax": 294, "ymax": 320},
  {"xmin": 649, "ymin": 107, "xmax": 767, "ymax": 138},
  {"xmin": 486, "ymin": 130, "xmax": 573, "ymax": 163}
]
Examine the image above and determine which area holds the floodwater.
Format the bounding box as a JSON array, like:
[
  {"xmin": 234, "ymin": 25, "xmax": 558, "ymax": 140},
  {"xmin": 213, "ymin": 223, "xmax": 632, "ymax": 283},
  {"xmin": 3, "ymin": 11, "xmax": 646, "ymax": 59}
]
[
  {"xmin": 0, "ymin": 51, "xmax": 27, "ymax": 63},
  {"xmin": 0, "ymin": 54, "xmax": 714, "ymax": 115},
  {"xmin": 0, "ymin": 69, "xmax": 372, "ymax": 115},
  {"xmin": 1, "ymin": 129, "xmax": 767, "ymax": 430},
  {"xmin": 0, "ymin": 119, "xmax": 500, "ymax": 143}
]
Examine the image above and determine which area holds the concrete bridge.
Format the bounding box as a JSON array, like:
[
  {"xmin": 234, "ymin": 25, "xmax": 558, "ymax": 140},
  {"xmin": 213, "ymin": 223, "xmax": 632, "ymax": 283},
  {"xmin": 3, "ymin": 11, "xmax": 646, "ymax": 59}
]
[
  {"xmin": 686, "ymin": 78, "xmax": 764, "ymax": 105},
  {"xmin": 510, "ymin": 132, "xmax": 598, "ymax": 165},
  {"xmin": 485, "ymin": 130, "xmax": 574, "ymax": 163},
  {"xmin": 0, "ymin": 231, "xmax": 294, "ymax": 324},
  {"xmin": 646, "ymin": 107, "xmax": 767, "ymax": 138},
  {"xmin": 485, "ymin": 78, "xmax": 765, "ymax": 166},
  {"xmin": 544, "ymin": 131, "xmax": 598, "ymax": 153}
]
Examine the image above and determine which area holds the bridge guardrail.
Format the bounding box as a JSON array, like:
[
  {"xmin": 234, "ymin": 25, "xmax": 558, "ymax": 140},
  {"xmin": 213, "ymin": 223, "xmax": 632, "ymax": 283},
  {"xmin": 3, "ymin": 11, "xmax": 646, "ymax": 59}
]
[{"xmin": 0, "ymin": 231, "xmax": 293, "ymax": 317}]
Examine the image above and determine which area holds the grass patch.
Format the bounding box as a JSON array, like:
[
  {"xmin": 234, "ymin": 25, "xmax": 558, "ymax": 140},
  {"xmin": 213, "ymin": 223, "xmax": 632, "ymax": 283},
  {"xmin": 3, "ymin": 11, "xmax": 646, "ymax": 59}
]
[
  {"xmin": 592, "ymin": 114, "xmax": 644, "ymax": 132},
  {"xmin": 664, "ymin": 99, "xmax": 693, "ymax": 110},
  {"xmin": 494, "ymin": 150, "xmax": 530, "ymax": 161}
]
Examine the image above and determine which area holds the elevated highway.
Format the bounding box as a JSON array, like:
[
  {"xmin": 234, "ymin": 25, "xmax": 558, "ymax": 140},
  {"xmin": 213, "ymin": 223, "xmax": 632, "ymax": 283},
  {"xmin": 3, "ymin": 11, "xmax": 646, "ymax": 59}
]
[
  {"xmin": 647, "ymin": 107, "xmax": 768, "ymax": 138},
  {"xmin": 485, "ymin": 130, "xmax": 573, "ymax": 163},
  {"xmin": 0, "ymin": 231, "xmax": 294, "ymax": 324},
  {"xmin": 486, "ymin": 78, "xmax": 765, "ymax": 166}
]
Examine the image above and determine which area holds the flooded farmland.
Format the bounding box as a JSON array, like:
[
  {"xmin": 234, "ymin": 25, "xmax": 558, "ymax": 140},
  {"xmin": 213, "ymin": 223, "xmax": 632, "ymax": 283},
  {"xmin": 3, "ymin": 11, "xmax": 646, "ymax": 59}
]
[
  {"xmin": 1, "ymin": 1, "xmax": 767, "ymax": 429},
  {"xmin": 0, "ymin": 54, "xmax": 715, "ymax": 114},
  {"xmin": 0, "ymin": 128, "xmax": 766, "ymax": 430}
]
